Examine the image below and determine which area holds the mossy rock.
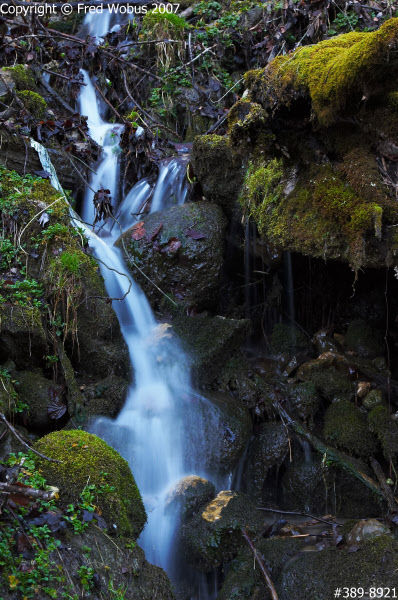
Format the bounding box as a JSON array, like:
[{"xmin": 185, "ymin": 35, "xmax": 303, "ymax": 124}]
[
  {"xmin": 165, "ymin": 475, "xmax": 216, "ymax": 522},
  {"xmin": 4, "ymin": 64, "xmax": 37, "ymax": 91},
  {"xmin": 34, "ymin": 430, "xmax": 146, "ymax": 538},
  {"xmin": 323, "ymin": 400, "xmax": 377, "ymax": 457},
  {"xmin": 288, "ymin": 381, "xmax": 320, "ymax": 422},
  {"xmin": 246, "ymin": 421, "xmax": 289, "ymax": 502},
  {"xmin": 190, "ymin": 136, "xmax": 245, "ymax": 213},
  {"xmin": 278, "ymin": 536, "xmax": 398, "ymax": 599},
  {"xmin": 82, "ymin": 375, "xmax": 128, "ymax": 421},
  {"xmin": 245, "ymin": 19, "xmax": 398, "ymax": 126},
  {"xmin": 172, "ymin": 313, "xmax": 249, "ymax": 386},
  {"xmin": 14, "ymin": 369, "xmax": 66, "ymax": 431},
  {"xmin": 368, "ymin": 405, "xmax": 398, "ymax": 461},
  {"xmin": 181, "ymin": 491, "xmax": 263, "ymax": 572},
  {"xmin": 16, "ymin": 90, "xmax": 47, "ymax": 118},
  {"xmin": 297, "ymin": 356, "xmax": 355, "ymax": 403},
  {"xmin": 0, "ymin": 305, "xmax": 47, "ymax": 369},
  {"xmin": 346, "ymin": 319, "xmax": 385, "ymax": 358},
  {"xmin": 362, "ymin": 388, "xmax": 385, "ymax": 411},
  {"xmin": 271, "ymin": 322, "xmax": 313, "ymax": 358}
]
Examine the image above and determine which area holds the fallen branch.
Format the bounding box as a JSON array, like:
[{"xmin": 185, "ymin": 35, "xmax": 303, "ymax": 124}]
[
  {"xmin": 273, "ymin": 400, "xmax": 387, "ymax": 501},
  {"xmin": 34, "ymin": 69, "xmax": 76, "ymax": 115},
  {"xmin": 94, "ymin": 82, "xmax": 127, "ymax": 124},
  {"xmin": 101, "ymin": 48, "xmax": 164, "ymax": 82},
  {"xmin": 43, "ymin": 68, "xmax": 87, "ymax": 86},
  {"xmin": 256, "ymin": 507, "xmax": 337, "ymax": 526},
  {"xmin": 242, "ymin": 528, "xmax": 279, "ymax": 600},
  {"xmin": 0, "ymin": 414, "xmax": 61, "ymax": 463},
  {"xmin": 370, "ymin": 457, "xmax": 398, "ymax": 514},
  {"xmin": 0, "ymin": 481, "xmax": 58, "ymax": 500}
]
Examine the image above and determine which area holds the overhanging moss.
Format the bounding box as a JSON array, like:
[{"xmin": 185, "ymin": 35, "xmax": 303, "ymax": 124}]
[{"xmin": 245, "ymin": 18, "xmax": 398, "ymax": 126}]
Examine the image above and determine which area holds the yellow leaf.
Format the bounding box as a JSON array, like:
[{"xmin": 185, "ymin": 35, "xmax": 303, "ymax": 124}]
[{"xmin": 9, "ymin": 575, "xmax": 19, "ymax": 589}]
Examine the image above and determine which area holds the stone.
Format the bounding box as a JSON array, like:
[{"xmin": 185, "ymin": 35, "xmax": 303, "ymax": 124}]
[
  {"xmin": 165, "ymin": 475, "xmax": 216, "ymax": 522},
  {"xmin": 362, "ymin": 388, "xmax": 384, "ymax": 410},
  {"xmin": 118, "ymin": 202, "xmax": 227, "ymax": 312},
  {"xmin": 346, "ymin": 519, "xmax": 391, "ymax": 545},
  {"xmin": 346, "ymin": 319, "xmax": 385, "ymax": 358},
  {"xmin": 357, "ymin": 381, "xmax": 371, "ymax": 399},
  {"xmin": 323, "ymin": 400, "xmax": 377, "ymax": 457}
]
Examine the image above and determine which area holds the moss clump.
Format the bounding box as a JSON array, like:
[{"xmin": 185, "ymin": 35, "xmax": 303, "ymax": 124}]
[
  {"xmin": 288, "ymin": 381, "xmax": 320, "ymax": 421},
  {"xmin": 368, "ymin": 405, "xmax": 398, "ymax": 461},
  {"xmin": 4, "ymin": 64, "xmax": 37, "ymax": 91},
  {"xmin": 246, "ymin": 18, "xmax": 398, "ymax": 126},
  {"xmin": 270, "ymin": 322, "xmax": 312, "ymax": 357},
  {"xmin": 310, "ymin": 367, "xmax": 355, "ymax": 403},
  {"xmin": 240, "ymin": 160, "xmax": 394, "ymax": 269},
  {"xmin": 16, "ymin": 90, "xmax": 47, "ymax": 118},
  {"xmin": 346, "ymin": 319, "xmax": 385, "ymax": 358},
  {"xmin": 323, "ymin": 400, "xmax": 377, "ymax": 457},
  {"xmin": 34, "ymin": 430, "xmax": 147, "ymax": 538}
]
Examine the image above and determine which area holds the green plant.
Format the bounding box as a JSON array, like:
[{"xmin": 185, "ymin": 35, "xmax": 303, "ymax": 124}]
[{"xmin": 77, "ymin": 565, "xmax": 95, "ymax": 594}]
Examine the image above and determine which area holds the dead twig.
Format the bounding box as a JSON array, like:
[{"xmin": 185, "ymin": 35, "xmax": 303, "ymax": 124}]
[
  {"xmin": 0, "ymin": 481, "xmax": 58, "ymax": 500},
  {"xmin": 93, "ymin": 83, "xmax": 127, "ymax": 125},
  {"xmin": 370, "ymin": 457, "xmax": 398, "ymax": 514},
  {"xmin": 256, "ymin": 507, "xmax": 338, "ymax": 526},
  {"xmin": 242, "ymin": 528, "xmax": 279, "ymax": 600},
  {"xmin": 0, "ymin": 413, "xmax": 61, "ymax": 463}
]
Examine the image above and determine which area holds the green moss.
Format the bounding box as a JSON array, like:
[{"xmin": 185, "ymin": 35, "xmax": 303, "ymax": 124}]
[
  {"xmin": 323, "ymin": 400, "xmax": 377, "ymax": 457},
  {"xmin": 4, "ymin": 64, "xmax": 37, "ymax": 91},
  {"xmin": 143, "ymin": 9, "xmax": 187, "ymax": 30},
  {"xmin": 16, "ymin": 90, "xmax": 47, "ymax": 118},
  {"xmin": 310, "ymin": 367, "xmax": 354, "ymax": 403},
  {"xmin": 246, "ymin": 18, "xmax": 398, "ymax": 126},
  {"xmin": 368, "ymin": 405, "xmax": 398, "ymax": 461},
  {"xmin": 34, "ymin": 430, "xmax": 147, "ymax": 538},
  {"xmin": 270, "ymin": 322, "xmax": 312, "ymax": 357}
]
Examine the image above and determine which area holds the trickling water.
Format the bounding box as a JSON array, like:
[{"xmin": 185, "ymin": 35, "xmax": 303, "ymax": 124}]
[
  {"xmin": 150, "ymin": 158, "xmax": 189, "ymax": 214},
  {"xmin": 78, "ymin": 70, "xmax": 123, "ymax": 224}
]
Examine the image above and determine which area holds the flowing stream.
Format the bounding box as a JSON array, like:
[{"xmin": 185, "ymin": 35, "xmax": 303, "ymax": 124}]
[{"xmin": 74, "ymin": 60, "xmax": 223, "ymax": 600}]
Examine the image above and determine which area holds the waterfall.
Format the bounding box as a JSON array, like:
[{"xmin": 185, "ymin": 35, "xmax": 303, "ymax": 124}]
[{"xmin": 75, "ymin": 67, "xmax": 223, "ymax": 590}]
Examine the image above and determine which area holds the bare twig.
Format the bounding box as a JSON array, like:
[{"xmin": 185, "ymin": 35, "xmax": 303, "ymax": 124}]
[
  {"xmin": 94, "ymin": 83, "xmax": 127, "ymax": 124},
  {"xmin": 242, "ymin": 528, "xmax": 279, "ymax": 600},
  {"xmin": 370, "ymin": 457, "xmax": 398, "ymax": 514},
  {"xmin": 256, "ymin": 507, "xmax": 338, "ymax": 526},
  {"xmin": 0, "ymin": 481, "xmax": 58, "ymax": 500},
  {"xmin": 0, "ymin": 413, "xmax": 61, "ymax": 463}
]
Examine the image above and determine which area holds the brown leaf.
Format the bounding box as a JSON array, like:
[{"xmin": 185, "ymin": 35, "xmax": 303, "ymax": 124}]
[
  {"xmin": 166, "ymin": 238, "xmax": 181, "ymax": 253},
  {"xmin": 132, "ymin": 227, "xmax": 146, "ymax": 241},
  {"xmin": 184, "ymin": 229, "xmax": 206, "ymax": 240}
]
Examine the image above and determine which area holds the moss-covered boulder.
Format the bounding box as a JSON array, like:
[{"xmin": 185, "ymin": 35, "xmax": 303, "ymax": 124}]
[
  {"xmin": 323, "ymin": 400, "xmax": 377, "ymax": 457},
  {"xmin": 172, "ymin": 313, "xmax": 249, "ymax": 385},
  {"xmin": 368, "ymin": 405, "xmax": 398, "ymax": 461},
  {"xmin": 0, "ymin": 306, "xmax": 47, "ymax": 369},
  {"xmin": 181, "ymin": 491, "xmax": 263, "ymax": 572},
  {"xmin": 118, "ymin": 202, "xmax": 227, "ymax": 312},
  {"xmin": 271, "ymin": 323, "xmax": 313, "ymax": 358},
  {"xmin": 346, "ymin": 319, "xmax": 385, "ymax": 358},
  {"xmin": 297, "ymin": 354, "xmax": 355, "ymax": 403},
  {"xmin": 165, "ymin": 475, "xmax": 215, "ymax": 522},
  {"xmin": 190, "ymin": 136, "xmax": 245, "ymax": 213},
  {"xmin": 13, "ymin": 369, "xmax": 66, "ymax": 431},
  {"xmin": 362, "ymin": 388, "xmax": 385, "ymax": 411},
  {"xmin": 246, "ymin": 422, "xmax": 289, "ymax": 502},
  {"xmin": 287, "ymin": 381, "xmax": 320, "ymax": 422},
  {"xmin": 34, "ymin": 430, "xmax": 146, "ymax": 538}
]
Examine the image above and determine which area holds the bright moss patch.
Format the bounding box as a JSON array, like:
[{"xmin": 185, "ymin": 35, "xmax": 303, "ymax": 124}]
[
  {"xmin": 240, "ymin": 159, "xmax": 396, "ymax": 269},
  {"xmin": 17, "ymin": 90, "xmax": 47, "ymax": 118},
  {"xmin": 246, "ymin": 18, "xmax": 398, "ymax": 126},
  {"xmin": 34, "ymin": 430, "xmax": 146, "ymax": 538},
  {"xmin": 323, "ymin": 400, "xmax": 377, "ymax": 457},
  {"xmin": 4, "ymin": 64, "xmax": 37, "ymax": 91}
]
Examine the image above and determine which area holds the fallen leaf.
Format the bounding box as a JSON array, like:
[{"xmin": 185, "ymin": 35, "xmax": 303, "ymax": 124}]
[{"xmin": 184, "ymin": 228, "xmax": 206, "ymax": 240}]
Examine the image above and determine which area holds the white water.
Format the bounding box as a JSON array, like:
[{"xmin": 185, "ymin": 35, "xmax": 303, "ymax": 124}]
[{"xmin": 77, "ymin": 69, "xmax": 201, "ymax": 572}]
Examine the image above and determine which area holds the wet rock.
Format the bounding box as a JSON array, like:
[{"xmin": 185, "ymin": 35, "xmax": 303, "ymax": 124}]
[
  {"xmin": 346, "ymin": 519, "xmax": 391, "ymax": 545},
  {"xmin": 246, "ymin": 422, "xmax": 289, "ymax": 502},
  {"xmin": 297, "ymin": 354, "xmax": 355, "ymax": 403},
  {"xmin": 0, "ymin": 306, "xmax": 47, "ymax": 369},
  {"xmin": 81, "ymin": 375, "xmax": 128, "ymax": 420},
  {"xmin": 190, "ymin": 136, "xmax": 245, "ymax": 214},
  {"xmin": 323, "ymin": 400, "xmax": 377, "ymax": 457},
  {"xmin": 278, "ymin": 536, "xmax": 398, "ymax": 599},
  {"xmin": 271, "ymin": 323, "xmax": 313, "ymax": 359},
  {"xmin": 362, "ymin": 388, "xmax": 384, "ymax": 410},
  {"xmin": 357, "ymin": 381, "xmax": 371, "ymax": 399},
  {"xmin": 172, "ymin": 313, "xmax": 249, "ymax": 386},
  {"xmin": 118, "ymin": 202, "xmax": 227, "ymax": 312},
  {"xmin": 281, "ymin": 453, "xmax": 383, "ymax": 518},
  {"xmin": 34, "ymin": 430, "xmax": 146, "ymax": 538},
  {"xmin": 188, "ymin": 392, "xmax": 252, "ymax": 474},
  {"xmin": 287, "ymin": 381, "xmax": 320, "ymax": 422},
  {"xmin": 165, "ymin": 475, "xmax": 216, "ymax": 522},
  {"xmin": 312, "ymin": 329, "xmax": 342, "ymax": 354},
  {"xmin": 346, "ymin": 319, "xmax": 385, "ymax": 358},
  {"xmin": 181, "ymin": 491, "xmax": 263, "ymax": 572},
  {"xmin": 13, "ymin": 369, "xmax": 66, "ymax": 431}
]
